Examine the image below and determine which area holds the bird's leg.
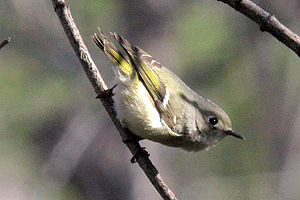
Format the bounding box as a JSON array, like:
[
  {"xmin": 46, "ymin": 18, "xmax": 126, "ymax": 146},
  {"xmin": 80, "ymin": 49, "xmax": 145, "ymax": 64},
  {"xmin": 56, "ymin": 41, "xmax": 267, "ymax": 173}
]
[{"xmin": 96, "ymin": 84, "xmax": 117, "ymax": 99}]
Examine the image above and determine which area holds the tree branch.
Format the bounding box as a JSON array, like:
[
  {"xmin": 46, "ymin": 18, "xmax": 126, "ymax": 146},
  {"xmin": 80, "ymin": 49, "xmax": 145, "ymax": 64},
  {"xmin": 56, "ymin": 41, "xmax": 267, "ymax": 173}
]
[
  {"xmin": 217, "ymin": 0, "xmax": 300, "ymax": 57},
  {"xmin": 0, "ymin": 37, "xmax": 10, "ymax": 49},
  {"xmin": 51, "ymin": 0, "xmax": 177, "ymax": 199}
]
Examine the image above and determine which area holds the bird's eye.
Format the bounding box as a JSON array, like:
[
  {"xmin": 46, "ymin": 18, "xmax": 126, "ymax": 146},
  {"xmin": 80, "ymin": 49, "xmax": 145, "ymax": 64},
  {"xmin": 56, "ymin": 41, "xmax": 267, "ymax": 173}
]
[{"xmin": 208, "ymin": 117, "xmax": 218, "ymax": 125}]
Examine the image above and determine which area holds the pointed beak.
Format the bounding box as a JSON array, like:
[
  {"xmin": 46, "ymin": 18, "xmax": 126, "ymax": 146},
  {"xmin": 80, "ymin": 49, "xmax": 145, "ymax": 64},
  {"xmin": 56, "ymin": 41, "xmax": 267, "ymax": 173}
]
[{"xmin": 225, "ymin": 130, "xmax": 245, "ymax": 140}]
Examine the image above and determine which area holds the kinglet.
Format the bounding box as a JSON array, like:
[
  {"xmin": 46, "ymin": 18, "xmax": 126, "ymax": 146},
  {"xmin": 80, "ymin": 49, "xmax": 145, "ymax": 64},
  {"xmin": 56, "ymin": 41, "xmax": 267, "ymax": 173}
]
[{"xmin": 92, "ymin": 29, "xmax": 244, "ymax": 152}]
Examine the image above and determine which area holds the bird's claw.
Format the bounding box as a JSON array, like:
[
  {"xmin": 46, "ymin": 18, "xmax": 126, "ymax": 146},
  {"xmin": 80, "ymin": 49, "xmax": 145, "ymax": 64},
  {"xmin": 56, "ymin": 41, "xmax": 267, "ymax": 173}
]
[
  {"xmin": 96, "ymin": 84, "xmax": 117, "ymax": 99},
  {"xmin": 130, "ymin": 147, "xmax": 150, "ymax": 163}
]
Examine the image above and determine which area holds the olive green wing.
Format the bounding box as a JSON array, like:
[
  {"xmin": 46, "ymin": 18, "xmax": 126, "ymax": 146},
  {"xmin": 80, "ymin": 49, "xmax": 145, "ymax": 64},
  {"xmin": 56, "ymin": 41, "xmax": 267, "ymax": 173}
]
[{"xmin": 112, "ymin": 32, "xmax": 176, "ymax": 130}]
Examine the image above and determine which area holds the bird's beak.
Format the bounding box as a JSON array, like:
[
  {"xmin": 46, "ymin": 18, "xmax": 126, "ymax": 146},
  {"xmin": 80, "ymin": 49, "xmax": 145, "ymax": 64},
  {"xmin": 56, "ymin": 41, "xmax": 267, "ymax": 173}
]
[{"xmin": 225, "ymin": 130, "xmax": 245, "ymax": 140}]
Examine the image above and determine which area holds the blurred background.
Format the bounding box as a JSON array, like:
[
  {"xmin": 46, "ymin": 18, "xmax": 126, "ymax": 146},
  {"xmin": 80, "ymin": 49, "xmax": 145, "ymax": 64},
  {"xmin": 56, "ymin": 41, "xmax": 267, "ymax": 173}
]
[{"xmin": 1, "ymin": 0, "xmax": 300, "ymax": 199}]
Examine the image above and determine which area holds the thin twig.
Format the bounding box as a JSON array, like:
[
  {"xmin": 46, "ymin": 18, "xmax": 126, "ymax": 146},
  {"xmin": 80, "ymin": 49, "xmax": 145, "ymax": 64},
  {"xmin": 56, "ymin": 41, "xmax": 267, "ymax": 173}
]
[
  {"xmin": 0, "ymin": 37, "xmax": 10, "ymax": 49},
  {"xmin": 51, "ymin": 0, "xmax": 177, "ymax": 199},
  {"xmin": 217, "ymin": 0, "xmax": 300, "ymax": 57}
]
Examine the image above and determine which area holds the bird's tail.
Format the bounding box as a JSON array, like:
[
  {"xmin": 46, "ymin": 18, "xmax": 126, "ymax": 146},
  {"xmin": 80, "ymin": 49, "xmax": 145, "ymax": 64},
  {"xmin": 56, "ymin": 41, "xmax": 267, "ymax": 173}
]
[{"xmin": 92, "ymin": 28, "xmax": 136, "ymax": 80}]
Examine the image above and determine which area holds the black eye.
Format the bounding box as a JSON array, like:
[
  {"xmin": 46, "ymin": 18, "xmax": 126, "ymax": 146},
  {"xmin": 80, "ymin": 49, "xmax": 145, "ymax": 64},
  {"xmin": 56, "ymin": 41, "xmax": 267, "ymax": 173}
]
[{"xmin": 209, "ymin": 117, "xmax": 218, "ymax": 125}]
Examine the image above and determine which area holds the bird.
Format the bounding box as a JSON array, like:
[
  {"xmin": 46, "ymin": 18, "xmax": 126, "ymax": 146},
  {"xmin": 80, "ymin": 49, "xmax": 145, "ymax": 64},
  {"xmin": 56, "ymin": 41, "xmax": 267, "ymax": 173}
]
[{"xmin": 92, "ymin": 28, "xmax": 244, "ymax": 152}]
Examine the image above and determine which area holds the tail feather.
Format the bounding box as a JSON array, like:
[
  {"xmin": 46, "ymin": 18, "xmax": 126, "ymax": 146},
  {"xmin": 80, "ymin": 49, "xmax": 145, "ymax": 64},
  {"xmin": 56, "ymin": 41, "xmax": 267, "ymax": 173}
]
[
  {"xmin": 111, "ymin": 32, "xmax": 137, "ymax": 57},
  {"xmin": 92, "ymin": 33, "xmax": 104, "ymax": 52},
  {"xmin": 92, "ymin": 28, "xmax": 135, "ymax": 77}
]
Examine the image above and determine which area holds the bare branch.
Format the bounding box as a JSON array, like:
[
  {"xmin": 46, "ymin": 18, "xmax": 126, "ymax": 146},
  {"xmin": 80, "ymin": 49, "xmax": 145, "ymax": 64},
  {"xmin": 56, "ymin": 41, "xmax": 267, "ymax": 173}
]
[
  {"xmin": 217, "ymin": 0, "xmax": 300, "ymax": 57},
  {"xmin": 0, "ymin": 37, "xmax": 10, "ymax": 49},
  {"xmin": 51, "ymin": 0, "xmax": 177, "ymax": 199}
]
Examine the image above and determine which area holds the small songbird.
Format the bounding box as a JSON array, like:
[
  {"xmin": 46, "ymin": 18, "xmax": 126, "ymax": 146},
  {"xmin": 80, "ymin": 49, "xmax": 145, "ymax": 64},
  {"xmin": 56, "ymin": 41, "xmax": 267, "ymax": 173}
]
[{"xmin": 92, "ymin": 28, "xmax": 244, "ymax": 152}]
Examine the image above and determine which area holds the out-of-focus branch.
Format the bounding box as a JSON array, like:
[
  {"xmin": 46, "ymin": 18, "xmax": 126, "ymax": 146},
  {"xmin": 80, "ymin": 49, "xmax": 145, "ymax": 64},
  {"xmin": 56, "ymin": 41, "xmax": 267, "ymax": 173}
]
[
  {"xmin": 0, "ymin": 37, "xmax": 10, "ymax": 49},
  {"xmin": 217, "ymin": 0, "xmax": 300, "ymax": 57},
  {"xmin": 50, "ymin": 0, "xmax": 177, "ymax": 199}
]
